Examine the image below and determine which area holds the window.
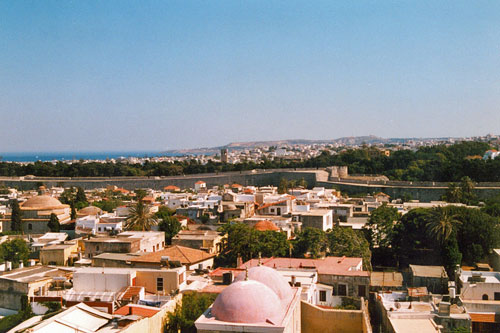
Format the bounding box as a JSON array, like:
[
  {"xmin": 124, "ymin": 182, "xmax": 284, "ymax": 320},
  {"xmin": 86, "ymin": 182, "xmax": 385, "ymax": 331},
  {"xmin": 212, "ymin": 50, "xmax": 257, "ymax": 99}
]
[
  {"xmin": 157, "ymin": 277, "xmax": 164, "ymax": 292},
  {"xmin": 28, "ymin": 224, "xmax": 32, "ymax": 230},
  {"xmin": 338, "ymin": 284, "xmax": 347, "ymax": 296},
  {"xmin": 495, "ymin": 292, "xmax": 500, "ymax": 301},
  {"xmin": 179, "ymin": 272, "xmax": 185, "ymax": 284},
  {"xmin": 276, "ymin": 208, "xmax": 281, "ymax": 215},
  {"xmin": 482, "ymin": 294, "xmax": 489, "ymax": 300},
  {"xmin": 96, "ymin": 246, "xmax": 100, "ymax": 251},
  {"xmin": 358, "ymin": 285, "xmax": 366, "ymax": 298},
  {"xmin": 319, "ymin": 290, "xmax": 327, "ymax": 302}
]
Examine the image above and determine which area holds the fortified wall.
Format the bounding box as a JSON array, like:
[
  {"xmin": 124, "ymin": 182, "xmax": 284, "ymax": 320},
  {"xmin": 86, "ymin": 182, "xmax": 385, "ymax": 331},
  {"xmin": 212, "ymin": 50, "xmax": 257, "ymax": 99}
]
[
  {"xmin": 0, "ymin": 169, "xmax": 323, "ymax": 192},
  {"xmin": 2, "ymin": 168, "xmax": 500, "ymax": 202}
]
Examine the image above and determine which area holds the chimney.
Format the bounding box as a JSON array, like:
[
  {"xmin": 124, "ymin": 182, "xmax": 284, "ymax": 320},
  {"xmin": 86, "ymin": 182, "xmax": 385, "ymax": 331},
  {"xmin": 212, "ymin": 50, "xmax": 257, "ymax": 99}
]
[
  {"xmin": 291, "ymin": 275, "xmax": 296, "ymax": 286},
  {"xmin": 19, "ymin": 261, "xmax": 24, "ymax": 269},
  {"xmin": 29, "ymin": 259, "xmax": 35, "ymax": 267},
  {"xmin": 128, "ymin": 306, "xmax": 133, "ymax": 315},
  {"xmin": 6, "ymin": 261, "xmax": 12, "ymax": 271}
]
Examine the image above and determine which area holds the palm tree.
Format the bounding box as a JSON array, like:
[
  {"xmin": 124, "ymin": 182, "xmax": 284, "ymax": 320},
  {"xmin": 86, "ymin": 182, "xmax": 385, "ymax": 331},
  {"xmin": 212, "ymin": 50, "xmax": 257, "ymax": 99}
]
[
  {"xmin": 126, "ymin": 201, "xmax": 157, "ymax": 231},
  {"xmin": 426, "ymin": 207, "xmax": 461, "ymax": 244}
]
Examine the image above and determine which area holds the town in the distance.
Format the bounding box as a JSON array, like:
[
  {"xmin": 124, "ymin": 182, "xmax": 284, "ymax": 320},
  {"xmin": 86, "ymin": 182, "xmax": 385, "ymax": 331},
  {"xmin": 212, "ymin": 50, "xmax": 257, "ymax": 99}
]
[{"xmin": 1, "ymin": 137, "xmax": 500, "ymax": 333}]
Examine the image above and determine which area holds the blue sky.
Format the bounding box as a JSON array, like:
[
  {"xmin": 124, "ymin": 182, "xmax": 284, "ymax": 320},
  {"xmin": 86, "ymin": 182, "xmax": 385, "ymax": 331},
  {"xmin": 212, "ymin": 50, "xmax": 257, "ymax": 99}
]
[{"xmin": 1, "ymin": 1, "xmax": 499, "ymax": 152}]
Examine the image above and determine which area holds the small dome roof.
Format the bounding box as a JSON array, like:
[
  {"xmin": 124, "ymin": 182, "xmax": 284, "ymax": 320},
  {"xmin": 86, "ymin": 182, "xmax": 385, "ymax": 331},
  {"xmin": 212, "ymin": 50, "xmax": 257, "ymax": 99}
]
[
  {"xmin": 234, "ymin": 265, "xmax": 293, "ymax": 301},
  {"xmin": 77, "ymin": 206, "xmax": 103, "ymax": 216},
  {"xmin": 22, "ymin": 195, "xmax": 65, "ymax": 209},
  {"xmin": 253, "ymin": 220, "xmax": 279, "ymax": 232},
  {"xmin": 211, "ymin": 280, "xmax": 282, "ymax": 324}
]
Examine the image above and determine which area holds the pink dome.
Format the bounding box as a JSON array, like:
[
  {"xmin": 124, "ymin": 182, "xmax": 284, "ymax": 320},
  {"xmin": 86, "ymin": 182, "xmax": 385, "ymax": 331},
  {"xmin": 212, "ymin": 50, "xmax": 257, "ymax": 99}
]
[
  {"xmin": 234, "ymin": 265, "xmax": 293, "ymax": 301},
  {"xmin": 211, "ymin": 280, "xmax": 282, "ymax": 324}
]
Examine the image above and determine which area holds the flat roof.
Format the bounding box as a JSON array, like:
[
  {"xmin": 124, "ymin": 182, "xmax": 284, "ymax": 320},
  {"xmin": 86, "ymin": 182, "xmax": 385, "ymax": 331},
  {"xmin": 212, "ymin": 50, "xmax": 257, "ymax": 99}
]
[
  {"xmin": 370, "ymin": 271, "xmax": 403, "ymax": 287},
  {"xmin": 295, "ymin": 209, "xmax": 331, "ymax": 216},
  {"xmin": 0, "ymin": 266, "xmax": 69, "ymax": 283},
  {"xmin": 40, "ymin": 244, "xmax": 75, "ymax": 250},
  {"xmin": 410, "ymin": 265, "xmax": 447, "ymax": 278},
  {"xmin": 84, "ymin": 237, "xmax": 137, "ymax": 243},
  {"xmin": 390, "ymin": 318, "xmax": 437, "ymax": 333},
  {"xmin": 460, "ymin": 271, "xmax": 500, "ymax": 283},
  {"xmin": 92, "ymin": 252, "xmax": 142, "ymax": 261}
]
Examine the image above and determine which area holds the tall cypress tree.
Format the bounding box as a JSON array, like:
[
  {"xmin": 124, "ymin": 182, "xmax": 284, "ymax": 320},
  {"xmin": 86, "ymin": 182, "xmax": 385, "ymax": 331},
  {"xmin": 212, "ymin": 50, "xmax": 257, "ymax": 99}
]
[
  {"xmin": 70, "ymin": 201, "xmax": 77, "ymax": 220},
  {"xmin": 76, "ymin": 187, "xmax": 87, "ymax": 204},
  {"xmin": 47, "ymin": 213, "xmax": 60, "ymax": 232},
  {"xmin": 10, "ymin": 200, "xmax": 22, "ymax": 233}
]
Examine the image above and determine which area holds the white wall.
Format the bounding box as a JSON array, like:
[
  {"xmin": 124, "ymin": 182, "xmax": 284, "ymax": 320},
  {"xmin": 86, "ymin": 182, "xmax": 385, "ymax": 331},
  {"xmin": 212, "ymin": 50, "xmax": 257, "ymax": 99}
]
[{"xmin": 73, "ymin": 271, "xmax": 132, "ymax": 292}]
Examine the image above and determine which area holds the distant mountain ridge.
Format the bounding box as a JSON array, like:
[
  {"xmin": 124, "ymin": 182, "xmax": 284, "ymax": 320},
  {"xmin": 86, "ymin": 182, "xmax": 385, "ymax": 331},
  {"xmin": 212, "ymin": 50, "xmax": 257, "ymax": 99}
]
[{"xmin": 163, "ymin": 135, "xmax": 458, "ymax": 155}]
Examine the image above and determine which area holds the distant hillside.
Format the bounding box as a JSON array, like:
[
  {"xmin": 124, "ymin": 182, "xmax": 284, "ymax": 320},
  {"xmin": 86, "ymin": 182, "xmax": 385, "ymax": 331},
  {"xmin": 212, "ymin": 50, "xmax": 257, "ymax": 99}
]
[{"xmin": 163, "ymin": 135, "xmax": 456, "ymax": 155}]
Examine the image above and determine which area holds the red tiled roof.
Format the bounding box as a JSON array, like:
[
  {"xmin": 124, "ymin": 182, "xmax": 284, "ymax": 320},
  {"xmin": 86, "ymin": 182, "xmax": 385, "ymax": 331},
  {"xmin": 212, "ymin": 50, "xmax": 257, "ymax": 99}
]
[
  {"xmin": 469, "ymin": 313, "xmax": 499, "ymax": 323},
  {"xmin": 118, "ymin": 286, "xmax": 143, "ymax": 301},
  {"xmin": 208, "ymin": 267, "xmax": 245, "ymax": 278},
  {"xmin": 257, "ymin": 199, "xmax": 289, "ymax": 210},
  {"xmin": 195, "ymin": 181, "xmax": 206, "ymax": 184},
  {"xmin": 240, "ymin": 257, "xmax": 368, "ymax": 276},
  {"xmin": 130, "ymin": 245, "xmax": 215, "ymax": 265},
  {"xmin": 231, "ymin": 184, "xmax": 243, "ymax": 188},
  {"xmin": 164, "ymin": 185, "xmax": 180, "ymax": 191},
  {"xmin": 142, "ymin": 196, "xmax": 154, "ymax": 203},
  {"xmin": 253, "ymin": 220, "xmax": 279, "ymax": 231},
  {"xmin": 115, "ymin": 304, "xmax": 159, "ymax": 318}
]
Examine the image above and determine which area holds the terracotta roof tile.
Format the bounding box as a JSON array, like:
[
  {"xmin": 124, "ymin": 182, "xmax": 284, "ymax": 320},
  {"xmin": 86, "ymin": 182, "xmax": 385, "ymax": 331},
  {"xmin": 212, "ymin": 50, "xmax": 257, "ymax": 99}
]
[
  {"xmin": 469, "ymin": 313, "xmax": 499, "ymax": 323},
  {"xmin": 130, "ymin": 245, "xmax": 215, "ymax": 265},
  {"xmin": 115, "ymin": 304, "xmax": 159, "ymax": 317},
  {"xmin": 240, "ymin": 257, "xmax": 368, "ymax": 276},
  {"xmin": 253, "ymin": 220, "xmax": 279, "ymax": 231}
]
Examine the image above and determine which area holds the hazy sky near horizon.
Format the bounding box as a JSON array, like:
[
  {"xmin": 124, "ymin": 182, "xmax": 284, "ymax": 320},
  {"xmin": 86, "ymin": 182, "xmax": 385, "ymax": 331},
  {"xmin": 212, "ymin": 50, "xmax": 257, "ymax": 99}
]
[{"xmin": 1, "ymin": 1, "xmax": 500, "ymax": 152}]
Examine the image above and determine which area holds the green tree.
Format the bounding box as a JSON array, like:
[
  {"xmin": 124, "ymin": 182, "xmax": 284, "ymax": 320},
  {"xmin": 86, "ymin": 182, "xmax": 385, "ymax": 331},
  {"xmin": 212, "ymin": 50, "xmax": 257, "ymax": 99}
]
[
  {"xmin": 441, "ymin": 233, "xmax": 462, "ymax": 279},
  {"xmin": 442, "ymin": 182, "xmax": 462, "ymax": 203},
  {"xmin": 126, "ymin": 201, "xmax": 157, "ymax": 231},
  {"xmin": 453, "ymin": 207, "xmax": 500, "ymax": 264},
  {"xmin": 164, "ymin": 292, "xmax": 217, "ymax": 333},
  {"xmin": 75, "ymin": 187, "xmax": 88, "ymax": 209},
  {"xmin": 70, "ymin": 201, "xmax": 77, "ymax": 220},
  {"xmin": 482, "ymin": 194, "xmax": 500, "ymax": 217},
  {"xmin": 10, "ymin": 200, "xmax": 22, "ymax": 233},
  {"xmin": 393, "ymin": 208, "xmax": 439, "ymax": 265},
  {"xmin": 292, "ymin": 227, "xmax": 327, "ymax": 258},
  {"xmin": 459, "ymin": 176, "xmax": 477, "ymax": 205},
  {"xmin": 134, "ymin": 189, "xmax": 147, "ymax": 201},
  {"xmin": 0, "ymin": 239, "xmax": 30, "ymax": 268},
  {"xmin": 278, "ymin": 178, "xmax": 288, "ymax": 194},
  {"xmin": 363, "ymin": 203, "xmax": 399, "ymax": 250},
  {"xmin": 157, "ymin": 215, "xmax": 182, "ymax": 245},
  {"xmin": 327, "ymin": 227, "xmax": 372, "ymax": 270},
  {"xmin": 426, "ymin": 207, "xmax": 461, "ymax": 244},
  {"xmin": 215, "ymin": 223, "xmax": 290, "ymax": 267},
  {"xmin": 298, "ymin": 177, "xmax": 308, "ymax": 188},
  {"xmin": 47, "ymin": 213, "xmax": 60, "ymax": 232},
  {"xmin": 93, "ymin": 199, "xmax": 123, "ymax": 213},
  {"xmin": 59, "ymin": 187, "xmax": 76, "ymax": 204}
]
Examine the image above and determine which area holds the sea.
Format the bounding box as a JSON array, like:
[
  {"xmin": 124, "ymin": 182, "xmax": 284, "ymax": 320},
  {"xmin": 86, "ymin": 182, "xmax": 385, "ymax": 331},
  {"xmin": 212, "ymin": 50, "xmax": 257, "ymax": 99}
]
[{"xmin": 0, "ymin": 151, "xmax": 181, "ymax": 163}]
